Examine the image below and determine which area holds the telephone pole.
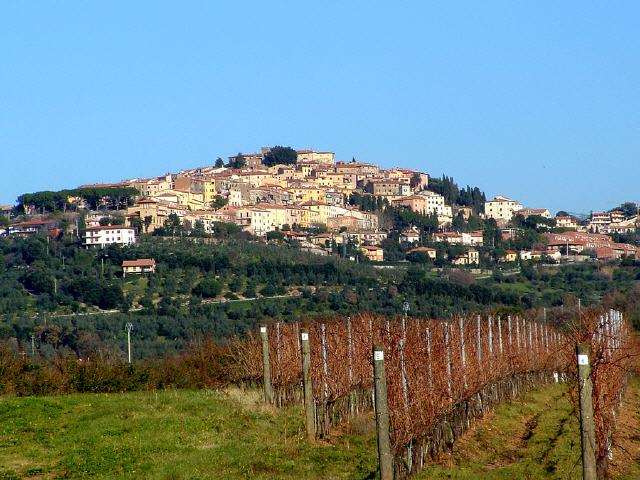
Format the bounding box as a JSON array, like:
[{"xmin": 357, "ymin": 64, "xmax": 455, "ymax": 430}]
[{"xmin": 126, "ymin": 322, "xmax": 133, "ymax": 364}]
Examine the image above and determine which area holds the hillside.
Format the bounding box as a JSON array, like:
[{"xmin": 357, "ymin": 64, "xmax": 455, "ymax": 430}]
[
  {"xmin": 3, "ymin": 234, "xmax": 640, "ymax": 361},
  {"xmin": 2, "ymin": 381, "xmax": 638, "ymax": 479}
]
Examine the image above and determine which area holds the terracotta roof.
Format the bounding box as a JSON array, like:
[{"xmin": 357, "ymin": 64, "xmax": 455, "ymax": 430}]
[
  {"xmin": 408, "ymin": 247, "xmax": 436, "ymax": 253},
  {"xmin": 11, "ymin": 219, "xmax": 52, "ymax": 227},
  {"xmin": 122, "ymin": 259, "xmax": 156, "ymax": 267}
]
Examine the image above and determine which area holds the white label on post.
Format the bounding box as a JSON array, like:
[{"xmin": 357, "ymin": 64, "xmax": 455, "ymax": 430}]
[
  {"xmin": 577, "ymin": 354, "xmax": 589, "ymax": 366},
  {"xmin": 301, "ymin": 332, "xmax": 309, "ymax": 341},
  {"xmin": 260, "ymin": 326, "xmax": 267, "ymax": 333},
  {"xmin": 374, "ymin": 351, "xmax": 384, "ymax": 361}
]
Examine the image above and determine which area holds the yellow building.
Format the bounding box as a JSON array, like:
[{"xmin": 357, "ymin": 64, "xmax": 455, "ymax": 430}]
[
  {"xmin": 361, "ymin": 245, "xmax": 384, "ymax": 262},
  {"xmin": 288, "ymin": 186, "xmax": 327, "ymax": 204},
  {"xmin": 298, "ymin": 201, "xmax": 330, "ymax": 226},
  {"xmin": 296, "ymin": 150, "xmax": 335, "ymax": 165}
]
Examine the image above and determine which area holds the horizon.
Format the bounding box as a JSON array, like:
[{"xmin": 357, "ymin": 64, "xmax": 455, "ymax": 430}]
[
  {"xmin": 2, "ymin": 2, "xmax": 639, "ymax": 213},
  {"xmin": 0, "ymin": 147, "xmax": 638, "ymax": 216}
]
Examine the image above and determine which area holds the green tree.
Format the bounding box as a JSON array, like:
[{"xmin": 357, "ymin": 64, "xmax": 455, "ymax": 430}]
[
  {"xmin": 143, "ymin": 216, "xmax": 153, "ymax": 233},
  {"xmin": 228, "ymin": 153, "xmax": 246, "ymax": 169},
  {"xmin": 266, "ymin": 230, "xmax": 284, "ymax": 241},
  {"xmin": 164, "ymin": 213, "xmax": 181, "ymax": 236},
  {"xmin": 262, "ymin": 146, "xmax": 297, "ymax": 167},
  {"xmin": 128, "ymin": 216, "xmax": 143, "ymax": 233},
  {"xmin": 215, "ymin": 157, "xmax": 225, "ymax": 168},
  {"xmin": 212, "ymin": 195, "xmax": 228, "ymax": 210},
  {"xmin": 193, "ymin": 277, "xmax": 223, "ymax": 298}
]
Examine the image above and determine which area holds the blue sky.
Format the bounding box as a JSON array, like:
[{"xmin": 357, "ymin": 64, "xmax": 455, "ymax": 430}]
[{"xmin": 2, "ymin": 1, "xmax": 639, "ymax": 214}]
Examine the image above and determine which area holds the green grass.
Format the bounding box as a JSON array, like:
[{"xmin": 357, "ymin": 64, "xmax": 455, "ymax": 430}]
[
  {"xmin": 2, "ymin": 381, "xmax": 638, "ymax": 479},
  {"xmin": 0, "ymin": 388, "xmax": 378, "ymax": 479},
  {"xmin": 414, "ymin": 383, "xmax": 582, "ymax": 479}
]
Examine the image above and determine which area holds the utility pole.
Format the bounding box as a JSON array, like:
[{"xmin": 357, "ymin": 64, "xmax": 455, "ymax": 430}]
[
  {"xmin": 577, "ymin": 344, "xmax": 597, "ymax": 480},
  {"xmin": 126, "ymin": 322, "xmax": 133, "ymax": 364}
]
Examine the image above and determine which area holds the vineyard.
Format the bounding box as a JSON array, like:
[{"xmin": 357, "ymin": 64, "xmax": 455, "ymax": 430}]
[{"xmin": 241, "ymin": 308, "xmax": 637, "ymax": 479}]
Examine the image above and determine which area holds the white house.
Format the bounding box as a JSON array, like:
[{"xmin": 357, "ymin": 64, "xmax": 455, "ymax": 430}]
[
  {"xmin": 484, "ymin": 195, "xmax": 523, "ymax": 223},
  {"xmin": 84, "ymin": 225, "xmax": 136, "ymax": 248},
  {"xmin": 122, "ymin": 258, "xmax": 156, "ymax": 276},
  {"xmin": 400, "ymin": 227, "xmax": 421, "ymax": 244}
]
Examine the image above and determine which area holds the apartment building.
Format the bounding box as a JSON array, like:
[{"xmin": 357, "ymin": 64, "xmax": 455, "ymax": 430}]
[
  {"xmin": 335, "ymin": 162, "xmax": 380, "ymax": 177},
  {"xmin": 484, "ymin": 195, "xmax": 523, "ymax": 223},
  {"xmin": 367, "ymin": 179, "xmax": 411, "ymax": 197},
  {"xmin": 452, "ymin": 249, "xmax": 480, "ymax": 265},
  {"xmin": 392, "ymin": 191, "xmax": 452, "ymax": 225},
  {"xmin": 515, "ymin": 208, "xmax": 551, "ymax": 219},
  {"xmin": 296, "ymin": 150, "xmax": 335, "ymax": 165},
  {"xmin": 433, "ymin": 231, "xmax": 484, "ymax": 246},
  {"xmin": 84, "ymin": 225, "xmax": 136, "ymax": 248},
  {"xmin": 555, "ymin": 215, "xmax": 578, "ymax": 230},
  {"xmin": 130, "ymin": 175, "xmax": 173, "ymax": 197},
  {"xmin": 361, "ymin": 245, "xmax": 384, "ymax": 262}
]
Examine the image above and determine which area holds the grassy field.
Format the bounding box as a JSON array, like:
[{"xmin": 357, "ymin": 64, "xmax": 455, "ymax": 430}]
[
  {"xmin": 1, "ymin": 381, "xmax": 638, "ymax": 479},
  {"xmin": 414, "ymin": 383, "xmax": 581, "ymax": 479},
  {"xmin": 0, "ymin": 388, "xmax": 378, "ymax": 480}
]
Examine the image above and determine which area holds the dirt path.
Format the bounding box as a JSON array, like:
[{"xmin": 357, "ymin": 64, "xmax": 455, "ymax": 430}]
[
  {"xmin": 608, "ymin": 378, "xmax": 640, "ymax": 480},
  {"xmin": 415, "ymin": 382, "xmax": 583, "ymax": 479}
]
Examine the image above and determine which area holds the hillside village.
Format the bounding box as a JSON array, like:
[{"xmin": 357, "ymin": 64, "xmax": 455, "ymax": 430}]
[{"xmin": 2, "ymin": 145, "xmax": 639, "ymax": 266}]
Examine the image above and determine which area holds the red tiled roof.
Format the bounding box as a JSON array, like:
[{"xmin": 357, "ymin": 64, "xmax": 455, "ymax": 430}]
[
  {"xmin": 408, "ymin": 247, "xmax": 436, "ymax": 253},
  {"xmin": 122, "ymin": 259, "xmax": 156, "ymax": 267},
  {"xmin": 11, "ymin": 219, "xmax": 52, "ymax": 227}
]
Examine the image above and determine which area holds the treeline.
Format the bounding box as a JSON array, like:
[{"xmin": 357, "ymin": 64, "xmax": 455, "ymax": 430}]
[
  {"xmin": 428, "ymin": 175, "xmax": 486, "ymax": 212},
  {"xmin": 16, "ymin": 186, "xmax": 139, "ymax": 213}
]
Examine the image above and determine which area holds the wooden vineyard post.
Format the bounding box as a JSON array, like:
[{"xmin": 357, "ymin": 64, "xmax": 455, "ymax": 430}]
[
  {"xmin": 426, "ymin": 326, "xmax": 433, "ymax": 390},
  {"xmin": 347, "ymin": 317, "xmax": 355, "ymax": 415},
  {"xmin": 577, "ymin": 344, "xmax": 597, "ymax": 480},
  {"xmin": 553, "ymin": 332, "xmax": 560, "ymax": 383},
  {"xmin": 488, "ymin": 316, "xmax": 493, "ymax": 355},
  {"xmin": 260, "ymin": 324, "xmax": 273, "ymax": 404},
  {"xmin": 318, "ymin": 323, "xmax": 329, "ymax": 436},
  {"xmin": 300, "ymin": 328, "xmax": 315, "ymax": 440},
  {"xmin": 476, "ymin": 315, "xmax": 482, "ymax": 366},
  {"xmin": 444, "ymin": 322, "xmax": 452, "ymax": 399},
  {"xmin": 373, "ymin": 345, "xmax": 393, "ymax": 480},
  {"xmin": 459, "ymin": 317, "xmax": 467, "ymax": 388}
]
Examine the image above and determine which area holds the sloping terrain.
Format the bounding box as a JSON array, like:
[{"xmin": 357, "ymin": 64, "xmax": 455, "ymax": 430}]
[{"xmin": 0, "ymin": 381, "xmax": 638, "ymax": 479}]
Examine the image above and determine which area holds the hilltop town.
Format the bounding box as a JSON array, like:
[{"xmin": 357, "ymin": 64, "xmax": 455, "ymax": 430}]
[{"xmin": 2, "ymin": 145, "xmax": 639, "ymax": 265}]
